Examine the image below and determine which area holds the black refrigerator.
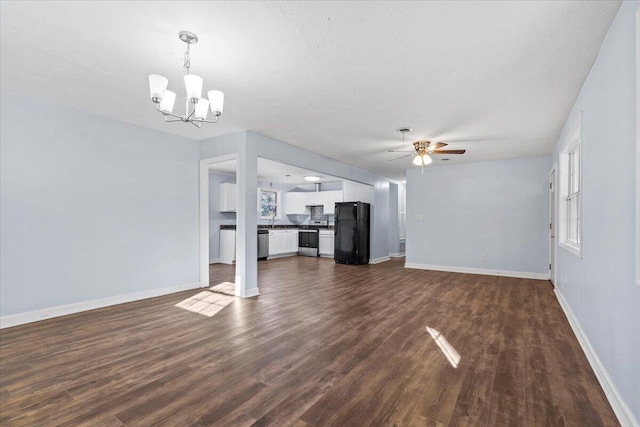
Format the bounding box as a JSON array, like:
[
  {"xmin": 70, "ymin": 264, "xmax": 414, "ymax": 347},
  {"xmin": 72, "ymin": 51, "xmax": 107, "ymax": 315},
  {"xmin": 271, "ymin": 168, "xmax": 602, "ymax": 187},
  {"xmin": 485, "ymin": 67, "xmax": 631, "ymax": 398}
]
[{"xmin": 334, "ymin": 202, "xmax": 370, "ymax": 264}]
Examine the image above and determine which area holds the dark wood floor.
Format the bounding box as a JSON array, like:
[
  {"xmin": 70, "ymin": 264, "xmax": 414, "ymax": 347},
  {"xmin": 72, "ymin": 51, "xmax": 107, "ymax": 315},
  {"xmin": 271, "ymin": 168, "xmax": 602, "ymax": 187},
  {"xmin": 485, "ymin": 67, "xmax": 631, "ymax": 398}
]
[{"xmin": 0, "ymin": 257, "xmax": 618, "ymax": 426}]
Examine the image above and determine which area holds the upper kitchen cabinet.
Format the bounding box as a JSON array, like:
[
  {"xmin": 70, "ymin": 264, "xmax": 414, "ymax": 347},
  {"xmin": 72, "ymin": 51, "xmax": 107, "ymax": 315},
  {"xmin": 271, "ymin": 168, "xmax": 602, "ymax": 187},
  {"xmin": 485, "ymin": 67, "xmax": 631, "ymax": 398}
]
[
  {"xmin": 322, "ymin": 191, "xmax": 343, "ymax": 214},
  {"xmin": 286, "ymin": 190, "xmax": 344, "ymax": 215},
  {"xmin": 285, "ymin": 192, "xmax": 307, "ymax": 215},
  {"xmin": 219, "ymin": 183, "xmax": 237, "ymax": 212},
  {"xmin": 305, "ymin": 191, "xmax": 323, "ymax": 206}
]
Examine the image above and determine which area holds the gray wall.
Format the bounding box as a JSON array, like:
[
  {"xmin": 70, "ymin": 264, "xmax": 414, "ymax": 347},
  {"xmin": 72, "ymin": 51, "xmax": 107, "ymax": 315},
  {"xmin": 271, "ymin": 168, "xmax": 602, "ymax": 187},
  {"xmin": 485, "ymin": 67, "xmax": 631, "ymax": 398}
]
[
  {"xmin": 405, "ymin": 156, "xmax": 550, "ymax": 275},
  {"xmin": 551, "ymin": 1, "xmax": 639, "ymax": 421},
  {"xmin": 0, "ymin": 91, "xmax": 200, "ymax": 317}
]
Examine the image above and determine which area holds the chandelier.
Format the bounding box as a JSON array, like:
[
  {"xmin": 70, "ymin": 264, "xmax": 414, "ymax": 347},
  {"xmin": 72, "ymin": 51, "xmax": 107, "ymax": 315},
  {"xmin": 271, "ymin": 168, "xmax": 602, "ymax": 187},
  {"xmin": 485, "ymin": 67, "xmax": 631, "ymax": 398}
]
[{"xmin": 148, "ymin": 31, "xmax": 224, "ymax": 127}]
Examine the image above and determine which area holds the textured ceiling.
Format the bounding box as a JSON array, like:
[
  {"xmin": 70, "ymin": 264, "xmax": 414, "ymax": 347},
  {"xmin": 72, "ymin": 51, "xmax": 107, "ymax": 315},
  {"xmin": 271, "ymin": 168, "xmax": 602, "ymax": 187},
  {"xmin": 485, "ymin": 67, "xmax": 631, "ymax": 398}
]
[{"xmin": 0, "ymin": 1, "xmax": 620, "ymax": 181}]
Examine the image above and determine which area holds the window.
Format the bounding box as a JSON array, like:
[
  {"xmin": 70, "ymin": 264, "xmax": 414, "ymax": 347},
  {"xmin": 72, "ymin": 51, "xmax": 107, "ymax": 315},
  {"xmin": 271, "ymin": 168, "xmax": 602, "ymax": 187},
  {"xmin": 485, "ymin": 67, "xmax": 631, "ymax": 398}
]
[
  {"xmin": 559, "ymin": 115, "xmax": 582, "ymax": 258},
  {"xmin": 566, "ymin": 145, "xmax": 580, "ymax": 245},
  {"xmin": 259, "ymin": 189, "xmax": 280, "ymax": 220}
]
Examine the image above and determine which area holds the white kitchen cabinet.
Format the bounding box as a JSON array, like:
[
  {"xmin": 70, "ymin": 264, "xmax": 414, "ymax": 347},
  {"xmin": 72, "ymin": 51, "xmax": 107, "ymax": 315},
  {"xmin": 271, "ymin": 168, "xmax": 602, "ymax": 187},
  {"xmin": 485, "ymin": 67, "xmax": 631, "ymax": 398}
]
[
  {"xmin": 219, "ymin": 183, "xmax": 237, "ymax": 212},
  {"xmin": 322, "ymin": 191, "xmax": 343, "ymax": 214},
  {"xmin": 285, "ymin": 230, "xmax": 298, "ymax": 253},
  {"xmin": 268, "ymin": 229, "xmax": 298, "ymax": 257},
  {"xmin": 220, "ymin": 229, "xmax": 236, "ymax": 264},
  {"xmin": 286, "ymin": 191, "xmax": 343, "ymax": 215},
  {"xmin": 268, "ymin": 231, "xmax": 277, "ymax": 256},
  {"xmin": 285, "ymin": 192, "xmax": 308, "ymax": 215},
  {"xmin": 319, "ymin": 230, "xmax": 335, "ymax": 256},
  {"xmin": 305, "ymin": 191, "xmax": 323, "ymax": 206},
  {"xmin": 276, "ymin": 230, "xmax": 287, "ymax": 254}
]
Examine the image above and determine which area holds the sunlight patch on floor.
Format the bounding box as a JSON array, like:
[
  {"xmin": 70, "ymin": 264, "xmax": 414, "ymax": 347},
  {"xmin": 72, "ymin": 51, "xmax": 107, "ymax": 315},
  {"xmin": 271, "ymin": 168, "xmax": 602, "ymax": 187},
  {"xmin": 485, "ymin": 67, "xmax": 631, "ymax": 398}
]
[
  {"xmin": 426, "ymin": 326, "xmax": 461, "ymax": 368},
  {"xmin": 175, "ymin": 290, "xmax": 235, "ymax": 317},
  {"xmin": 210, "ymin": 281, "xmax": 236, "ymax": 296}
]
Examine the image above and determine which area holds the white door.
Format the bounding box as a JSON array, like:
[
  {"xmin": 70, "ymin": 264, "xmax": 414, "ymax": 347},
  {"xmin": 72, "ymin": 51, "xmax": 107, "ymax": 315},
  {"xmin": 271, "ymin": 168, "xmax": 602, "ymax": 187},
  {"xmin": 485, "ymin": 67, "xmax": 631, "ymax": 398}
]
[{"xmin": 549, "ymin": 168, "xmax": 556, "ymax": 284}]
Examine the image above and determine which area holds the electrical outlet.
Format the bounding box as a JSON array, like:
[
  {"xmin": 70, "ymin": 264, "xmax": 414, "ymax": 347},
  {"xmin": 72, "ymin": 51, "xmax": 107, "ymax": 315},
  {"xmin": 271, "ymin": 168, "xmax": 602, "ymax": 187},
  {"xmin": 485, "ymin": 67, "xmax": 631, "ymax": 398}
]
[
  {"xmin": 480, "ymin": 255, "xmax": 486, "ymax": 262},
  {"xmin": 415, "ymin": 214, "xmax": 423, "ymax": 220}
]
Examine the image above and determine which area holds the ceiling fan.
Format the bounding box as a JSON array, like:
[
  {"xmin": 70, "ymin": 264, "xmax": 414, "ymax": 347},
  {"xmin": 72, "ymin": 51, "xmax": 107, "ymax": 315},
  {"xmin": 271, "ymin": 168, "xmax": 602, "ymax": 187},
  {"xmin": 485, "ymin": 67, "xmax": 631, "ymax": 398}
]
[{"xmin": 388, "ymin": 128, "xmax": 466, "ymax": 169}]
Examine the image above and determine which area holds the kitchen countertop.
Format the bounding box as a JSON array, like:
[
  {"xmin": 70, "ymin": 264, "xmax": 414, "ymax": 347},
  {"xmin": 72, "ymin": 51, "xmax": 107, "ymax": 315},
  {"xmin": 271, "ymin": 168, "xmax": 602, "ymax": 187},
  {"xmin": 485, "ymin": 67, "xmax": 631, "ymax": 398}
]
[{"xmin": 220, "ymin": 224, "xmax": 334, "ymax": 230}]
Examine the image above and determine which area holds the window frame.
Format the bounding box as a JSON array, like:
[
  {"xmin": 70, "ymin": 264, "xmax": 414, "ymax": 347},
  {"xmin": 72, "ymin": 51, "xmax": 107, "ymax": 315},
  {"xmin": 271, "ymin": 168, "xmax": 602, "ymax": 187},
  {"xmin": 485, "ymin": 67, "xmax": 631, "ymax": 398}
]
[
  {"xmin": 258, "ymin": 188, "xmax": 281, "ymax": 220},
  {"xmin": 558, "ymin": 114, "xmax": 583, "ymax": 258}
]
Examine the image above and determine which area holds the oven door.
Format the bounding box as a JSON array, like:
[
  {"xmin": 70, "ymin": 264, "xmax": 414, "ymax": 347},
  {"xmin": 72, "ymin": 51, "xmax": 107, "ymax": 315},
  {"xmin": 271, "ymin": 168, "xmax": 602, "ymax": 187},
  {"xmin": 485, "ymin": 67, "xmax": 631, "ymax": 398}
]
[{"xmin": 298, "ymin": 230, "xmax": 319, "ymax": 257}]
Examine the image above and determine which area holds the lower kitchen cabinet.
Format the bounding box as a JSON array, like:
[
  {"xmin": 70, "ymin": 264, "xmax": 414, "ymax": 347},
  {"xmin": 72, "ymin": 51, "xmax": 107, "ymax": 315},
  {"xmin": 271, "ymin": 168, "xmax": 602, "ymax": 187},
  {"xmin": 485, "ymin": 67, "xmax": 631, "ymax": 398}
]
[
  {"xmin": 268, "ymin": 232, "xmax": 277, "ymax": 256},
  {"xmin": 268, "ymin": 229, "xmax": 298, "ymax": 257},
  {"xmin": 319, "ymin": 231, "xmax": 334, "ymax": 257},
  {"xmin": 220, "ymin": 229, "xmax": 236, "ymax": 264}
]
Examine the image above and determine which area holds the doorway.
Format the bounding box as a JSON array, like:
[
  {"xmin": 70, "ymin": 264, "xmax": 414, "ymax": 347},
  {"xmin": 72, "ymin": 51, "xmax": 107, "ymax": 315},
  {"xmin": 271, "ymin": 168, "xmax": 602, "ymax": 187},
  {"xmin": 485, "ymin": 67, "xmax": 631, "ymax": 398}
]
[{"xmin": 199, "ymin": 154, "xmax": 239, "ymax": 291}]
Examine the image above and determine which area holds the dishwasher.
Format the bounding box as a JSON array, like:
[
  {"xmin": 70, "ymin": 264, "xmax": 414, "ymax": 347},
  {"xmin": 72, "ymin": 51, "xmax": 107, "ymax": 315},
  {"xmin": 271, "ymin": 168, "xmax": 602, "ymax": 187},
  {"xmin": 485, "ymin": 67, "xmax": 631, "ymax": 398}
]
[{"xmin": 257, "ymin": 229, "xmax": 269, "ymax": 260}]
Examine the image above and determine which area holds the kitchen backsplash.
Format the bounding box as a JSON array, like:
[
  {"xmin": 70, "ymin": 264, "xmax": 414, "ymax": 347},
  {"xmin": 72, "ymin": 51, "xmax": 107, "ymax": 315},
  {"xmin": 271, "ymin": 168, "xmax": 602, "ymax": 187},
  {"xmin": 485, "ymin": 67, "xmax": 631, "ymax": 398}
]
[{"xmin": 309, "ymin": 206, "xmax": 329, "ymax": 222}]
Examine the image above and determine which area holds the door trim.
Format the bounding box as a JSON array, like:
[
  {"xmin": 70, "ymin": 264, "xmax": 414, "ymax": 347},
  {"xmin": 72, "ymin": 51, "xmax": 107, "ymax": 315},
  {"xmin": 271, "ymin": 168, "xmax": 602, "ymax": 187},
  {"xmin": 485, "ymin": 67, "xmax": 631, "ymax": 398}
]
[{"xmin": 549, "ymin": 164, "xmax": 557, "ymax": 285}]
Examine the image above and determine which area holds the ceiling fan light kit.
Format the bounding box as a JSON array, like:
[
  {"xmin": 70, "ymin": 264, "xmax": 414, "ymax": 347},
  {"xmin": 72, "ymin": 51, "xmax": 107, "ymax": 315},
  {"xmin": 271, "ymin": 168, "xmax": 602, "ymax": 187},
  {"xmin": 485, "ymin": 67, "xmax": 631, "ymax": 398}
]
[
  {"xmin": 413, "ymin": 153, "xmax": 433, "ymax": 166},
  {"xmin": 388, "ymin": 131, "xmax": 466, "ymax": 172},
  {"xmin": 148, "ymin": 31, "xmax": 224, "ymax": 127}
]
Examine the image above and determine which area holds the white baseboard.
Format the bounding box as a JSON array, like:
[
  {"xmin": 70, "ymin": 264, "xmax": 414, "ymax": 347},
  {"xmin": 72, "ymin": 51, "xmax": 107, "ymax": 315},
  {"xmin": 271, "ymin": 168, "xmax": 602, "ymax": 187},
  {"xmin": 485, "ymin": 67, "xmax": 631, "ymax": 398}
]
[
  {"xmin": 555, "ymin": 290, "xmax": 639, "ymax": 427},
  {"xmin": 404, "ymin": 263, "xmax": 549, "ymax": 280},
  {"xmin": 239, "ymin": 287, "xmax": 260, "ymax": 298},
  {"xmin": 209, "ymin": 258, "xmax": 221, "ymax": 264},
  {"xmin": 0, "ymin": 282, "xmax": 206, "ymax": 330},
  {"xmin": 370, "ymin": 256, "xmax": 391, "ymax": 264},
  {"xmin": 390, "ymin": 252, "xmax": 405, "ymax": 258},
  {"xmin": 266, "ymin": 253, "xmax": 297, "ymax": 260}
]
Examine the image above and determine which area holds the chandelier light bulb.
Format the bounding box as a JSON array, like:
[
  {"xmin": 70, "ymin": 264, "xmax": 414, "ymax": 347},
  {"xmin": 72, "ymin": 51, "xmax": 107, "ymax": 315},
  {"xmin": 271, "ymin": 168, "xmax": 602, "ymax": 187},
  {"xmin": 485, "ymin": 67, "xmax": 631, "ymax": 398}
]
[
  {"xmin": 194, "ymin": 98, "xmax": 209, "ymax": 120},
  {"xmin": 184, "ymin": 74, "xmax": 203, "ymax": 102},
  {"xmin": 148, "ymin": 74, "xmax": 168, "ymax": 102},
  {"xmin": 208, "ymin": 90, "xmax": 224, "ymax": 115},
  {"xmin": 159, "ymin": 90, "xmax": 176, "ymax": 114}
]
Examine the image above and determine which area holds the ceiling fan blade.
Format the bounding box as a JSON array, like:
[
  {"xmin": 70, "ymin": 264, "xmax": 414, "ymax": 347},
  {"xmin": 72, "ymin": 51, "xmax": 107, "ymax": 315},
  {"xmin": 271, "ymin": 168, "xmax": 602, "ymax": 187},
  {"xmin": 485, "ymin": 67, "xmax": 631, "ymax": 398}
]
[
  {"xmin": 429, "ymin": 142, "xmax": 448, "ymax": 150},
  {"xmin": 432, "ymin": 149, "xmax": 466, "ymax": 154},
  {"xmin": 387, "ymin": 153, "xmax": 413, "ymax": 161},
  {"xmin": 387, "ymin": 148, "xmax": 414, "ymax": 153}
]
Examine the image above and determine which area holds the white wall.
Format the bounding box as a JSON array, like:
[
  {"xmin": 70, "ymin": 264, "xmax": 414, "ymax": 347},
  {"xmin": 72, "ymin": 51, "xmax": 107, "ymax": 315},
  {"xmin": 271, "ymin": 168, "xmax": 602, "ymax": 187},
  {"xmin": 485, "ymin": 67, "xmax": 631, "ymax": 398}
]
[
  {"xmin": 551, "ymin": 2, "xmax": 639, "ymax": 424},
  {"xmin": 405, "ymin": 156, "xmax": 550, "ymax": 277},
  {"xmin": 0, "ymin": 92, "xmax": 201, "ymax": 320}
]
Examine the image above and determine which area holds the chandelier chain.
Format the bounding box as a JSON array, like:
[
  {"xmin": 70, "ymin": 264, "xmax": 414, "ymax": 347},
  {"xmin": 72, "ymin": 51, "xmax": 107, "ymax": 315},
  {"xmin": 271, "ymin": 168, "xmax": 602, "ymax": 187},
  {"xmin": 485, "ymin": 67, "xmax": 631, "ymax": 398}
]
[{"xmin": 183, "ymin": 43, "xmax": 191, "ymax": 74}]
